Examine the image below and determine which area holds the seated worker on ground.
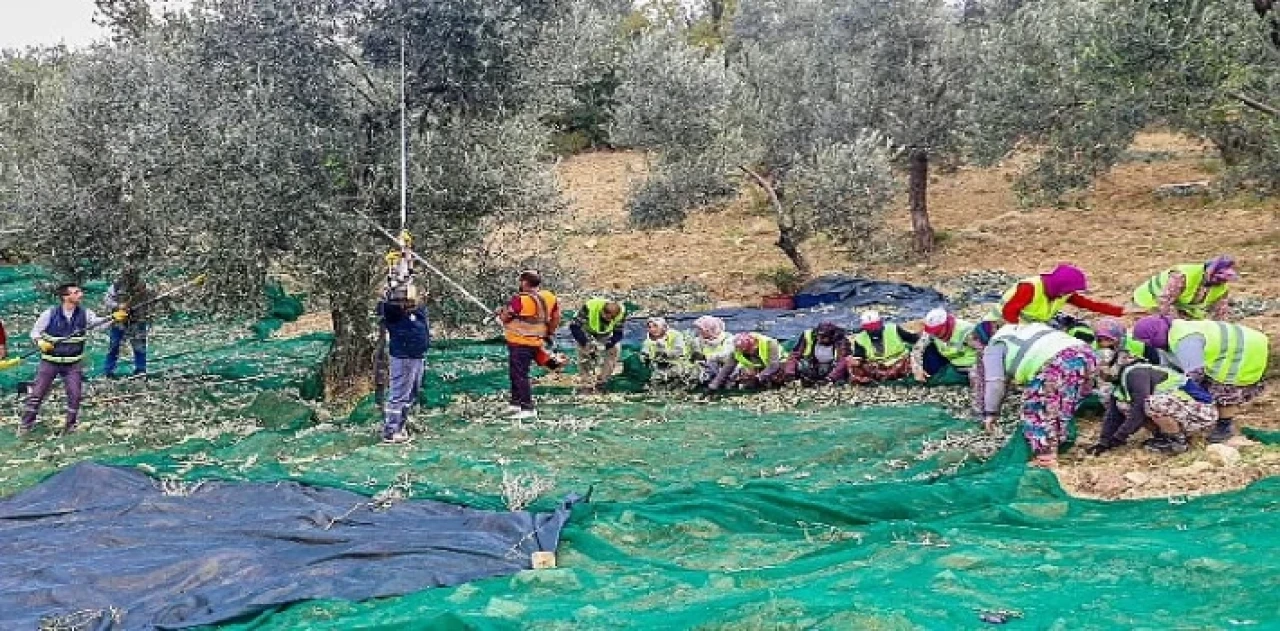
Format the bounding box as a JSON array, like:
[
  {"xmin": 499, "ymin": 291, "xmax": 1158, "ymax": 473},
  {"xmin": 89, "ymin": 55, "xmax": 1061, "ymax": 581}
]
[
  {"xmin": 993, "ymin": 263, "xmax": 1126, "ymax": 325},
  {"xmin": 847, "ymin": 311, "xmax": 918, "ymax": 384},
  {"xmin": 709, "ymin": 332, "xmax": 784, "ymax": 391},
  {"xmin": 1087, "ymin": 354, "xmax": 1217, "ymax": 456},
  {"xmin": 782, "ymin": 322, "xmax": 850, "ymax": 385},
  {"xmin": 1132, "ymin": 316, "xmax": 1269, "ymax": 443},
  {"xmin": 911, "ymin": 308, "xmax": 978, "ymax": 382},
  {"xmin": 640, "ymin": 317, "xmax": 695, "ymax": 387},
  {"xmin": 569, "ymin": 297, "xmax": 626, "ymax": 394},
  {"xmin": 690, "ymin": 316, "xmax": 734, "ymax": 387},
  {"xmin": 975, "ymin": 321, "xmax": 1098, "ymax": 468},
  {"xmin": 1132, "ymin": 256, "xmax": 1237, "ymax": 321}
]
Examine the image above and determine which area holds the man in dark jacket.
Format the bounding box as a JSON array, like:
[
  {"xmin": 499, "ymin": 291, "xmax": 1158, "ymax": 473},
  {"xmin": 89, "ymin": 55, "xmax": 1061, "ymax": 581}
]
[{"xmin": 378, "ymin": 289, "xmax": 430, "ymax": 444}]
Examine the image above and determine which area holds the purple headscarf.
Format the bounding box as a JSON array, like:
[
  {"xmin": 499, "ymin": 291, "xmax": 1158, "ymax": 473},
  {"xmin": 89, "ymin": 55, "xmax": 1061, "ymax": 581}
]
[
  {"xmin": 1131, "ymin": 315, "xmax": 1173, "ymax": 350},
  {"xmin": 1040, "ymin": 264, "xmax": 1088, "ymax": 299},
  {"xmin": 1205, "ymin": 255, "xmax": 1239, "ymax": 285},
  {"xmin": 1092, "ymin": 317, "xmax": 1128, "ymax": 343}
]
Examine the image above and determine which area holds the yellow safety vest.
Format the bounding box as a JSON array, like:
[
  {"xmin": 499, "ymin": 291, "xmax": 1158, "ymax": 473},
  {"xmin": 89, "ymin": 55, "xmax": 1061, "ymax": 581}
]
[
  {"xmin": 1168, "ymin": 320, "xmax": 1268, "ymax": 386},
  {"xmin": 932, "ymin": 318, "xmax": 978, "ymax": 368},
  {"xmin": 991, "ymin": 323, "xmax": 1087, "ymax": 385},
  {"xmin": 584, "ymin": 297, "xmax": 626, "ymax": 335},
  {"xmin": 1113, "ymin": 364, "xmax": 1192, "ymax": 403},
  {"xmin": 991, "ymin": 277, "xmax": 1069, "ymax": 323},
  {"xmin": 854, "ymin": 325, "xmax": 908, "ymax": 363},
  {"xmin": 733, "ymin": 333, "xmax": 778, "ymax": 369},
  {"xmin": 1133, "ymin": 264, "xmax": 1229, "ymax": 319}
]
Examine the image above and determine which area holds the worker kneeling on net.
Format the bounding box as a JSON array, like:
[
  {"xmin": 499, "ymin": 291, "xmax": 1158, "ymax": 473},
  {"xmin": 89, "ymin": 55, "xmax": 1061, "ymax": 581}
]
[
  {"xmin": 20, "ymin": 283, "xmax": 125, "ymax": 436},
  {"xmin": 1088, "ymin": 354, "xmax": 1217, "ymax": 456},
  {"xmin": 570, "ymin": 297, "xmax": 626, "ymax": 394},
  {"xmin": 975, "ymin": 321, "xmax": 1098, "ymax": 468},
  {"xmin": 847, "ymin": 311, "xmax": 918, "ymax": 384},
  {"xmin": 378, "ymin": 282, "xmax": 430, "ymax": 444},
  {"xmin": 710, "ymin": 332, "xmax": 784, "ymax": 391},
  {"xmin": 689, "ymin": 316, "xmax": 733, "ymax": 387},
  {"xmin": 1131, "ymin": 316, "xmax": 1269, "ymax": 443},
  {"xmin": 640, "ymin": 317, "xmax": 695, "ymax": 387},
  {"xmin": 782, "ymin": 322, "xmax": 850, "ymax": 385}
]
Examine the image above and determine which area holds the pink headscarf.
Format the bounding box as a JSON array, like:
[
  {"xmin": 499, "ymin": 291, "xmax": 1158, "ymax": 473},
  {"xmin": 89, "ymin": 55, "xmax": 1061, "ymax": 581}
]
[
  {"xmin": 1040, "ymin": 264, "xmax": 1088, "ymax": 299},
  {"xmin": 693, "ymin": 316, "xmax": 725, "ymax": 338},
  {"xmin": 1132, "ymin": 315, "xmax": 1173, "ymax": 350}
]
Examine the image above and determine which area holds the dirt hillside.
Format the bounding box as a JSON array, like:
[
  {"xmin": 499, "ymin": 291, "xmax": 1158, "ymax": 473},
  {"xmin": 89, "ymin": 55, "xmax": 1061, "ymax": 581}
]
[{"xmin": 553, "ymin": 132, "xmax": 1280, "ymax": 500}]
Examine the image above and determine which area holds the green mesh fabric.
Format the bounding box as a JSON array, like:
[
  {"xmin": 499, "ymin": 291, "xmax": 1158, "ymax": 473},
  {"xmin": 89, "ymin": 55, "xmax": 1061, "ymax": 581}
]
[{"xmin": 1, "ymin": 266, "xmax": 1278, "ymax": 629}]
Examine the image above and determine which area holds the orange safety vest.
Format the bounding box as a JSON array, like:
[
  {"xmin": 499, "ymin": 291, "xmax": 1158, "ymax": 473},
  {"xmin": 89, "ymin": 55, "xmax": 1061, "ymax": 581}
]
[{"xmin": 504, "ymin": 290, "xmax": 558, "ymax": 347}]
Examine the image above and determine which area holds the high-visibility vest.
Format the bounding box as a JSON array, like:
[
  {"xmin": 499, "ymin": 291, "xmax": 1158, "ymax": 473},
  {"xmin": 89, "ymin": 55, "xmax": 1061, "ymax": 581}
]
[
  {"xmin": 584, "ymin": 297, "xmax": 625, "ymax": 335},
  {"xmin": 1123, "ymin": 337, "xmax": 1148, "ymax": 360},
  {"xmin": 931, "ymin": 318, "xmax": 978, "ymax": 368},
  {"xmin": 1113, "ymin": 364, "xmax": 1192, "ymax": 404},
  {"xmin": 693, "ymin": 332, "xmax": 732, "ymax": 361},
  {"xmin": 991, "ymin": 277, "xmax": 1069, "ymax": 323},
  {"xmin": 39, "ymin": 306, "xmax": 88, "ymax": 364},
  {"xmin": 1168, "ymin": 320, "xmax": 1268, "ymax": 386},
  {"xmin": 1133, "ymin": 264, "xmax": 1229, "ymax": 319},
  {"xmin": 733, "ymin": 333, "xmax": 778, "ymax": 369},
  {"xmin": 854, "ymin": 325, "xmax": 908, "ymax": 363},
  {"xmin": 503, "ymin": 290, "xmax": 557, "ymax": 347},
  {"xmin": 642, "ymin": 329, "xmax": 688, "ymax": 362},
  {"xmin": 990, "ymin": 323, "xmax": 1087, "ymax": 385}
]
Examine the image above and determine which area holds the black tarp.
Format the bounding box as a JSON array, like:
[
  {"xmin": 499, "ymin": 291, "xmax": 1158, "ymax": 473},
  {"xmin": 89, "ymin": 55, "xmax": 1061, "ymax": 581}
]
[
  {"xmin": 613, "ymin": 275, "xmax": 951, "ymax": 345},
  {"xmin": 0, "ymin": 463, "xmax": 577, "ymax": 630}
]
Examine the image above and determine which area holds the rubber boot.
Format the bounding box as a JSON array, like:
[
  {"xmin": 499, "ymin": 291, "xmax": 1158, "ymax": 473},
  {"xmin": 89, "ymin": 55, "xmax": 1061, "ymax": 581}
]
[
  {"xmin": 1208, "ymin": 418, "xmax": 1235, "ymax": 444},
  {"xmin": 1144, "ymin": 432, "xmax": 1188, "ymax": 455}
]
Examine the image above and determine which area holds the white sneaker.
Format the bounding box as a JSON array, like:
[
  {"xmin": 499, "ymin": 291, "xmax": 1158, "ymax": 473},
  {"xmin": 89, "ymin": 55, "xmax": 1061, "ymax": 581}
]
[
  {"xmin": 382, "ymin": 430, "xmax": 411, "ymax": 444},
  {"xmin": 509, "ymin": 409, "xmax": 538, "ymax": 421},
  {"xmin": 504, "ymin": 405, "xmax": 521, "ymax": 415}
]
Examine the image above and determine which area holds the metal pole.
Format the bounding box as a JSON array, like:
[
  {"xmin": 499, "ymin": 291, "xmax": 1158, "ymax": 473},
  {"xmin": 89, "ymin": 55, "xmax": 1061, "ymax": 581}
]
[{"xmin": 399, "ymin": 34, "xmax": 408, "ymax": 232}]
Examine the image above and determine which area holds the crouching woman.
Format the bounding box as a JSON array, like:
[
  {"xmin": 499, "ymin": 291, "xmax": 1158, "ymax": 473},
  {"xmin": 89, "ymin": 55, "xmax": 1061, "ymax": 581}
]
[{"xmin": 975, "ymin": 322, "xmax": 1099, "ymax": 468}]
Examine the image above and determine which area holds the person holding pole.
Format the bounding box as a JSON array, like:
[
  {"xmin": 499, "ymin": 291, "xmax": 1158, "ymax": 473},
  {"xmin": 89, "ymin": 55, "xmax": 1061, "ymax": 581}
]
[
  {"xmin": 19, "ymin": 283, "xmax": 125, "ymax": 436},
  {"xmin": 497, "ymin": 270, "xmax": 564, "ymax": 420},
  {"xmin": 102, "ymin": 268, "xmax": 153, "ymax": 378},
  {"xmin": 376, "ymin": 255, "xmax": 430, "ymax": 444}
]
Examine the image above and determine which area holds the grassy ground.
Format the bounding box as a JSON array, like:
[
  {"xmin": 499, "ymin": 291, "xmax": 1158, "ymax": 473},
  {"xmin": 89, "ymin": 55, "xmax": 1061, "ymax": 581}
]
[{"xmin": 551, "ymin": 131, "xmax": 1280, "ymax": 499}]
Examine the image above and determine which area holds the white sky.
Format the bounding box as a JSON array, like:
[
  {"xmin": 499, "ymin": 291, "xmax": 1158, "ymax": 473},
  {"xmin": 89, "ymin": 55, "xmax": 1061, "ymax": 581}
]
[{"xmin": 0, "ymin": 0, "xmax": 106, "ymax": 50}]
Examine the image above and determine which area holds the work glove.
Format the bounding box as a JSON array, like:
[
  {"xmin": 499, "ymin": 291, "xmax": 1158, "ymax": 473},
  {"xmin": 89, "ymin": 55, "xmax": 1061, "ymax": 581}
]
[
  {"xmin": 399, "ymin": 230, "xmax": 413, "ymax": 249},
  {"xmin": 112, "ymin": 309, "xmax": 129, "ymax": 323},
  {"xmin": 37, "ymin": 340, "xmax": 55, "ymax": 354},
  {"xmin": 385, "ymin": 250, "xmax": 403, "ymax": 267}
]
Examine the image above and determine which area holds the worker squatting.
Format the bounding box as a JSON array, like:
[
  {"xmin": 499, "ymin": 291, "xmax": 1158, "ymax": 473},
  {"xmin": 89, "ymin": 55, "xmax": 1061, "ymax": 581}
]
[
  {"xmin": 3, "ymin": 257, "xmax": 1269, "ymax": 470},
  {"xmin": 492, "ymin": 258, "xmax": 1268, "ymax": 469}
]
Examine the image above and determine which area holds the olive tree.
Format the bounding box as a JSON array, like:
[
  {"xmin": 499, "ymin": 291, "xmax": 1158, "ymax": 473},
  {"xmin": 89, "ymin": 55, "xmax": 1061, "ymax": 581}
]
[{"xmin": 13, "ymin": 0, "xmax": 602, "ymax": 398}]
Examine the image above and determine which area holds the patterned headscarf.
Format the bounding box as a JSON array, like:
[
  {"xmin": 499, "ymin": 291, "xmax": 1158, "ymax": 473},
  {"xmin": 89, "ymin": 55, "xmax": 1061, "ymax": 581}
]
[
  {"xmin": 1092, "ymin": 317, "xmax": 1128, "ymax": 344},
  {"xmin": 693, "ymin": 315, "xmax": 725, "ymax": 339},
  {"xmin": 1205, "ymin": 255, "xmax": 1239, "ymax": 285},
  {"xmin": 1132, "ymin": 315, "xmax": 1173, "ymax": 350},
  {"xmin": 815, "ymin": 321, "xmax": 845, "ymax": 344},
  {"xmin": 1040, "ymin": 264, "xmax": 1088, "ymax": 299}
]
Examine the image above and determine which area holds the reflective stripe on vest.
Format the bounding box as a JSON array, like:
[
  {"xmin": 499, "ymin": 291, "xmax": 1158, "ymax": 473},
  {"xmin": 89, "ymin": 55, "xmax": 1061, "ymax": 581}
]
[
  {"xmin": 734, "ymin": 334, "xmax": 776, "ymax": 369},
  {"xmin": 1114, "ymin": 364, "xmax": 1190, "ymax": 403},
  {"xmin": 1168, "ymin": 320, "xmax": 1268, "ymax": 386},
  {"xmin": 993, "ymin": 277, "xmax": 1069, "ymax": 323},
  {"xmin": 40, "ymin": 306, "xmax": 89, "ymax": 364},
  {"xmin": 1132, "ymin": 264, "xmax": 1229, "ymax": 318},
  {"xmin": 933, "ymin": 318, "xmax": 977, "ymax": 368},
  {"xmin": 643, "ymin": 330, "xmax": 687, "ymax": 360},
  {"xmin": 504, "ymin": 291, "xmax": 555, "ymax": 343},
  {"xmin": 585, "ymin": 298, "xmax": 625, "ymax": 335},
  {"xmin": 992, "ymin": 324, "xmax": 1085, "ymax": 384},
  {"xmin": 855, "ymin": 325, "xmax": 907, "ymax": 363},
  {"xmin": 695, "ymin": 332, "xmax": 732, "ymax": 360}
]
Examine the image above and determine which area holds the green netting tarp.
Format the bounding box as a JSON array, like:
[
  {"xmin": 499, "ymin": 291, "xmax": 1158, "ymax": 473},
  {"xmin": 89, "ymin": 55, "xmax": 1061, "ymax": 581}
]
[{"xmin": 1, "ymin": 265, "xmax": 1278, "ymax": 629}]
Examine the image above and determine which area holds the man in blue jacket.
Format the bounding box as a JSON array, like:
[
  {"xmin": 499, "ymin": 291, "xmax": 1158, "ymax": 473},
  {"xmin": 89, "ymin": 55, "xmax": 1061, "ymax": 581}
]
[{"xmin": 378, "ymin": 287, "xmax": 430, "ymax": 444}]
